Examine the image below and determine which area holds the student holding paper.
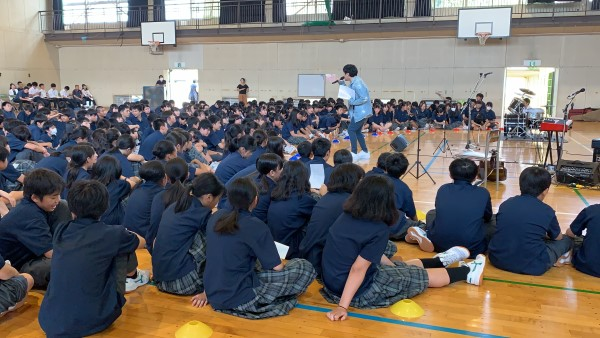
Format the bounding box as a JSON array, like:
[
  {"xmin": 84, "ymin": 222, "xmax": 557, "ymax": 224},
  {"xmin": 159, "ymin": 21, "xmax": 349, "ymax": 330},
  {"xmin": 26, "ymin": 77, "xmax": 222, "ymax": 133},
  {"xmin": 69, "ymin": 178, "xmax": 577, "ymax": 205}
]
[
  {"xmin": 336, "ymin": 64, "xmax": 372, "ymax": 162},
  {"xmin": 202, "ymin": 177, "xmax": 316, "ymax": 319}
]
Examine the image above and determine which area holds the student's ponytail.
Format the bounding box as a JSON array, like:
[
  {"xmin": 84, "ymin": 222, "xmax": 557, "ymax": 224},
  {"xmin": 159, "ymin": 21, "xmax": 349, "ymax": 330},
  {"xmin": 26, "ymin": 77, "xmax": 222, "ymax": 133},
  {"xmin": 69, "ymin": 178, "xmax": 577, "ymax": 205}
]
[
  {"xmin": 174, "ymin": 172, "xmax": 224, "ymax": 213},
  {"xmin": 229, "ymin": 135, "xmax": 256, "ymax": 155},
  {"xmin": 255, "ymin": 153, "xmax": 283, "ymax": 194},
  {"xmin": 215, "ymin": 177, "xmax": 258, "ymax": 235},
  {"xmin": 66, "ymin": 144, "xmax": 95, "ymax": 189},
  {"xmin": 162, "ymin": 158, "xmax": 189, "ymax": 207}
]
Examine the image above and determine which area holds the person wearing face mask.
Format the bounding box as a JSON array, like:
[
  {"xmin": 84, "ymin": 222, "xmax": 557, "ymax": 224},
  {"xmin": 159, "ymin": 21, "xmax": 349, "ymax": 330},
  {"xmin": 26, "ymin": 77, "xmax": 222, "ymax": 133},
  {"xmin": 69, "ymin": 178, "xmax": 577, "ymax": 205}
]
[
  {"xmin": 483, "ymin": 102, "xmax": 497, "ymax": 130},
  {"xmin": 39, "ymin": 122, "xmax": 60, "ymax": 149},
  {"xmin": 447, "ymin": 103, "xmax": 463, "ymax": 129}
]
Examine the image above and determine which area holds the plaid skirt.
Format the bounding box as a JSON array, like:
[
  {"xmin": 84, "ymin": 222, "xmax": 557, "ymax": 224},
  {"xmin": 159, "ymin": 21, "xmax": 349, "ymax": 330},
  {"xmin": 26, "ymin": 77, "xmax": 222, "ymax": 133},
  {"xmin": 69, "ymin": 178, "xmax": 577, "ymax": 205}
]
[
  {"xmin": 216, "ymin": 258, "xmax": 316, "ymax": 319},
  {"xmin": 384, "ymin": 240, "xmax": 398, "ymax": 258},
  {"xmin": 156, "ymin": 231, "xmax": 207, "ymax": 295},
  {"xmin": 287, "ymin": 136, "xmax": 306, "ymax": 146},
  {"xmin": 320, "ymin": 261, "xmax": 429, "ymax": 309}
]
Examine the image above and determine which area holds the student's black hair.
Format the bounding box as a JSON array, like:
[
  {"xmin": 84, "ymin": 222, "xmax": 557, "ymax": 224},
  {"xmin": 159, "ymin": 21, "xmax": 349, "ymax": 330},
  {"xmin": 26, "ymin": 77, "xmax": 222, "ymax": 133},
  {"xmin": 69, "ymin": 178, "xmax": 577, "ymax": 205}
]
[
  {"xmin": 252, "ymin": 129, "xmax": 267, "ymax": 147},
  {"xmin": 343, "ymin": 64, "xmax": 358, "ymax": 77},
  {"xmin": 110, "ymin": 134, "xmax": 135, "ymax": 153},
  {"xmin": 214, "ymin": 177, "xmax": 257, "ymax": 235},
  {"xmin": 385, "ymin": 153, "xmax": 409, "ymax": 178},
  {"xmin": 327, "ymin": 163, "xmax": 365, "ymax": 194},
  {"xmin": 91, "ymin": 129, "xmax": 109, "ymax": 155},
  {"xmin": 174, "ymin": 172, "xmax": 224, "ymax": 213},
  {"xmin": 333, "ymin": 149, "xmax": 353, "ymax": 166},
  {"xmin": 105, "ymin": 128, "xmax": 120, "ymax": 146},
  {"xmin": 165, "ymin": 131, "xmax": 184, "ymax": 149},
  {"xmin": 376, "ymin": 152, "xmax": 391, "ymax": 170},
  {"xmin": 11, "ymin": 125, "xmax": 32, "ymax": 141},
  {"xmin": 139, "ymin": 160, "xmax": 166, "ymax": 183},
  {"xmin": 198, "ymin": 119, "xmax": 212, "ymax": 130},
  {"xmin": 152, "ymin": 140, "xmax": 176, "ymax": 160},
  {"xmin": 343, "ymin": 175, "xmax": 399, "ymax": 226},
  {"xmin": 23, "ymin": 168, "xmax": 65, "ymax": 200},
  {"xmin": 288, "ymin": 108, "xmax": 307, "ymax": 128},
  {"xmin": 243, "ymin": 121, "xmax": 259, "ymax": 136},
  {"xmin": 62, "ymin": 126, "xmax": 90, "ymax": 145},
  {"xmin": 449, "ymin": 158, "xmax": 478, "ymax": 182},
  {"xmin": 271, "ymin": 160, "xmax": 310, "ymax": 201},
  {"xmin": 311, "ymin": 137, "xmax": 331, "ymax": 158},
  {"xmin": 224, "ymin": 124, "xmax": 243, "ymax": 152},
  {"xmin": 33, "ymin": 113, "xmax": 48, "ymax": 124},
  {"xmin": 266, "ymin": 136, "xmax": 285, "ymax": 159},
  {"xmin": 256, "ymin": 153, "xmax": 284, "ymax": 194},
  {"xmin": 68, "ymin": 180, "xmax": 109, "ymax": 220},
  {"xmin": 230, "ymin": 134, "xmax": 256, "ymax": 154},
  {"xmin": 297, "ymin": 141, "xmax": 312, "ymax": 158},
  {"xmin": 152, "ymin": 118, "xmax": 166, "ymax": 131},
  {"xmin": 66, "ymin": 144, "xmax": 95, "ymax": 189},
  {"xmin": 207, "ymin": 114, "xmax": 220, "ymax": 126},
  {"xmin": 91, "ymin": 155, "xmax": 122, "ymax": 186},
  {"xmin": 0, "ymin": 147, "xmax": 8, "ymax": 162},
  {"xmin": 4, "ymin": 119, "xmax": 25, "ymax": 134},
  {"xmin": 519, "ymin": 166, "xmax": 552, "ymax": 197},
  {"xmin": 162, "ymin": 157, "xmax": 189, "ymax": 209}
]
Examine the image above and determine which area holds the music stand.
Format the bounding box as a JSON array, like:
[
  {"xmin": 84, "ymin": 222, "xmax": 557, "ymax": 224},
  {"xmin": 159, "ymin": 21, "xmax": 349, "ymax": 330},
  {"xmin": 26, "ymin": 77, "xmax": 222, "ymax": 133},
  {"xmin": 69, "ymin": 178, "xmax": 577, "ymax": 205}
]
[
  {"xmin": 433, "ymin": 125, "xmax": 453, "ymax": 156},
  {"xmin": 404, "ymin": 130, "xmax": 436, "ymax": 184}
]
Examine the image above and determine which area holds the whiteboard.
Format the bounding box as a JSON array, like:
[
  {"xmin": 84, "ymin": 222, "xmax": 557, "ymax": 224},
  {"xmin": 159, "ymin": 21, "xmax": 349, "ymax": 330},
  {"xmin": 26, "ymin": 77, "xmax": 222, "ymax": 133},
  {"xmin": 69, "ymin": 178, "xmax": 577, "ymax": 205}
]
[
  {"xmin": 141, "ymin": 21, "xmax": 177, "ymax": 45},
  {"xmin": 298, "ymin": 74, "xmax": 325, "ymax": 97}
]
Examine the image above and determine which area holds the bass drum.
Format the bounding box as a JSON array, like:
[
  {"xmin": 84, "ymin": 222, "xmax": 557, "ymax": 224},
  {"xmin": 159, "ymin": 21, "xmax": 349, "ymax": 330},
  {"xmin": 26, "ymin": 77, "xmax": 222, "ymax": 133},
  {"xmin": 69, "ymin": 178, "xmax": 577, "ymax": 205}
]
[{"xmin": 508, "ymin": 97, "xmax": 525, "ymax": 114}]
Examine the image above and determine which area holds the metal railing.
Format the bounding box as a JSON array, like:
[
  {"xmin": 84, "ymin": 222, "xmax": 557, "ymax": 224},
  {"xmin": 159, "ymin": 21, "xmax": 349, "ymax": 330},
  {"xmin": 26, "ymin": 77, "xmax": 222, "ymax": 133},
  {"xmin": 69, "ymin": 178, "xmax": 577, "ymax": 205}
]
[{"xmin": 39, "ymin": 0, "xmax": 600, "ymax": 34}]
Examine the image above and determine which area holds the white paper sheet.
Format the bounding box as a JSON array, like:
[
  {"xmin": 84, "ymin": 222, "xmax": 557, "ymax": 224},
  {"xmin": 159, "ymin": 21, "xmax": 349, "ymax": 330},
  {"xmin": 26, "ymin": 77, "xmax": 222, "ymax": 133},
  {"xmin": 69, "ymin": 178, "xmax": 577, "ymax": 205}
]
[
  {"xmin": 338, "ymin": 86, "xmax": 355, "ymax": 100},
  {"xmin": 309, "ymin": 164, "xmax": 325, "ymax": 189},
  {"xmin": 275, "ymin": 241, "xmax": 289, "ymax": 259}
]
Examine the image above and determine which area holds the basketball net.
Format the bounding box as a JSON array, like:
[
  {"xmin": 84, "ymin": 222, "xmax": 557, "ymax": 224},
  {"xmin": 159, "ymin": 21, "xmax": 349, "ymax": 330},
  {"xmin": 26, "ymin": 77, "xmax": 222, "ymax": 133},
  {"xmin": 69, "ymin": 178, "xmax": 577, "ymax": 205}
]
[
  {"xmin": 476, "ymin": 32, "xmax": 490, "ymax": 46},
  {"xmin": 149, "ymin": 41, "xmax": 161, "ymax": 54}
]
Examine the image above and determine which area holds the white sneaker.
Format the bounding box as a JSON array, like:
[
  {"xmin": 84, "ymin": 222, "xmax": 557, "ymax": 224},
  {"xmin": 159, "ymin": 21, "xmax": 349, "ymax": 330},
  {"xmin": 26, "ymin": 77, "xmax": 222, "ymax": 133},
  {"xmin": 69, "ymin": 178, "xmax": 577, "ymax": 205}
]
[
  {"xmin": 351, "ymin": 152, "xmax": 360, "ymax": 163},
  {"xmin": 358, "ymin": 151, "xmax": 371, "ymax": 160},
  {"xmin": 554, "ymin": 250, "xmax": 572, "ymax": 267},
  {"xmin": 394, "ymin": 127, "xmax": 400, "ymax": 131},
  {"xmin": 340, "ymin": 130, "xmax": 349, "ymax": 138},
  {"xmin": 405, "ymin": 226, "xmax": 434, "ymax": 252},
  {"xmin": 434, "ymin": 246, "xmax": 470, "ymax": 267},
  {"xmin": 125, "ymin": 269, "xmax": 150, "ymax": 293},
  {"xmin": 460, "ymin": 254, "xmax": 486, "ymax": 286}
]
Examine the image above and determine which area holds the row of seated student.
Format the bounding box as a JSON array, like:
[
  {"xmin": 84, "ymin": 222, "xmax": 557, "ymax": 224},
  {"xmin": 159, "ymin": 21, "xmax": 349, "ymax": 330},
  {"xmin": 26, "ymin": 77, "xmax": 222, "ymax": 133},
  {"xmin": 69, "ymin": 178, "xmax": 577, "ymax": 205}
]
[
  {"xmin": 0, "ymin": 97, "xmax": 596, "ymax": 334},
  {"xmin": 9, "ymin": 82, "xmax": 96, "ymax": 108}
]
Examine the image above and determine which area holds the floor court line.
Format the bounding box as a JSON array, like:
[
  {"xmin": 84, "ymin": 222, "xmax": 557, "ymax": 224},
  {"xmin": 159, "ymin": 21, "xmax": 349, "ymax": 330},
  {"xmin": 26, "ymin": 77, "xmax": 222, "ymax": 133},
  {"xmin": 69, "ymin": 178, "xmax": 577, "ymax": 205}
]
[
  {"xmin": 295, "ymin": 304, "xmax": 507, "ymax": 338},
  {"xmin": 483, "ymin": 278, "xmax": 600, "ymax": 295},
  {"xmin": 573, "ymin": 188, "xmax": 591, "ymax": 206}
]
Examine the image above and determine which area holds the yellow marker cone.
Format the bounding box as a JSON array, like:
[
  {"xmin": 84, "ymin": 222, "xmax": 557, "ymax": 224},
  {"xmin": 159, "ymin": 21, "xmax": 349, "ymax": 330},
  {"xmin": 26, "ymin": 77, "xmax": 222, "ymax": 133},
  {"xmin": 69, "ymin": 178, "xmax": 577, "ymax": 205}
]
[
  {"xmin": 175, "ymin": 320, "xmax": 213, "ymax": 338},
  {"xmin": 390, "ymin": 299, "xmax": 425, "ymax": 319},
  {"xmin": 416, "ymin": 210, "xmax": 426, "ymax": 222}
]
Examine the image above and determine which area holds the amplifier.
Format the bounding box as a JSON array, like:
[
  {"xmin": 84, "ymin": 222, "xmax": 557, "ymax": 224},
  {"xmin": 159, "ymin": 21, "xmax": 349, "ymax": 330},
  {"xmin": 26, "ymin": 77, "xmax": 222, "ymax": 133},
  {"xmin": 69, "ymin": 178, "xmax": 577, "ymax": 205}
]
[{"xmin": 556, "ymin": 160, "xmax": 600, "ymax": 186}]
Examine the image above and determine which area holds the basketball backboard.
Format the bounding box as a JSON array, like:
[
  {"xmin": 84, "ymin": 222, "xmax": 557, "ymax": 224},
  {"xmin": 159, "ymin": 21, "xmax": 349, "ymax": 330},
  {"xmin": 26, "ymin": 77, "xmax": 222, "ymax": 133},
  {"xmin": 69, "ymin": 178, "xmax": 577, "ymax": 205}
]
[
  {"xmin": 457, "ymin": 7, "xmax": 512, "ymax": 39},
  {"xmin": 141, "ymin": 21, "xmax": 177, "ymax": 46}
]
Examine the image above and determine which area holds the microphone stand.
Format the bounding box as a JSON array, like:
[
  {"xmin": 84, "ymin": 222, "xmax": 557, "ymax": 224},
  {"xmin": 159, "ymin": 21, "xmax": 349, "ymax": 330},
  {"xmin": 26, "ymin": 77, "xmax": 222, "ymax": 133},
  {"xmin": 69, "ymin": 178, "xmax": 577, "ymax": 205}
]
[
  {"xmin": 404, "ymin": 130, "xmax": 436, "ymax": 184},
  {"xmin": 557, "ymin": 93, "xmax": 578, "ymax": 163},
  {"xmin": 464, "ymin": 73, "xmax": 491, "ymax": 150},
  {"xmin": 433, "ymin": 124, "xmax": 452, "ymax": 156}
]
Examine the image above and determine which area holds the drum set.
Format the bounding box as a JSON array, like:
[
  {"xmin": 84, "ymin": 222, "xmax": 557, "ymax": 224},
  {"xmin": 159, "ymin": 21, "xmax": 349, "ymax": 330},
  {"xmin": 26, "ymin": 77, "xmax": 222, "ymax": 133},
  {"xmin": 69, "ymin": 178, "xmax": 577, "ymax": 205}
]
[{"xmin": 504, "ymin": 88, "xmax": 545, "ymax": 139}]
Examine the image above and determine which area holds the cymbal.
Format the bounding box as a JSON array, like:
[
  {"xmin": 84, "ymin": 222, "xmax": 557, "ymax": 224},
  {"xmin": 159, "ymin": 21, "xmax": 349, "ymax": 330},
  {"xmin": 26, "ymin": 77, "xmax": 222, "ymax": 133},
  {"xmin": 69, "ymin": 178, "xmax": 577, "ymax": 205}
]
[{"xmin": 519, "ymin": 88, "xmax": 535, "ymax": 96}]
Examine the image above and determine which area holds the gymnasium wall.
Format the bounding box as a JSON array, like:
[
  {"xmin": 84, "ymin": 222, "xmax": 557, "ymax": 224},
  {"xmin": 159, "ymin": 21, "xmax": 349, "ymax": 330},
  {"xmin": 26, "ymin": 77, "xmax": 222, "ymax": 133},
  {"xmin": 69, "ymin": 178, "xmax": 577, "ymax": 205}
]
[
  {"xmin": 57, "ymin": 34, "xmax": 600, "ymax": 112},
  {"xmin": 0, "ymin": 0, "xmax": 60, "ymax": 94}
]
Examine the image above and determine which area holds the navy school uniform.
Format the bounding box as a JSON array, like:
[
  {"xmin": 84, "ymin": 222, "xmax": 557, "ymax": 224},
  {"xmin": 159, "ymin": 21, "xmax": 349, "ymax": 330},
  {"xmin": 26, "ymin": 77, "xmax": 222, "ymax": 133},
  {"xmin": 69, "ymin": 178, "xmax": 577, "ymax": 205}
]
[
  {"xmin": 364, "ymin": 167, "xmax": 386, "ymax": 178},
  {"xmin": 138, "ymin": 130, "xmax": 165, "ymax": 161},
  {"xmin": 176, "ymin": 152, "xmax": 197, "ymax": 182},
  {"xmin": 245, "ymin": 146, "xmax": 266, "ymax": 169},
  {"xmin": 569, "ymin": 204, "xmax": 600, "ymax": 277},
  {"xmin": 152, "ymin": 200, "xmax": 212, "ymax": 282},
  {"xmin": 204, "ymin": 209, "xmax": 282, "ymax": 310},
  {"xmin": 17, "ymin": 111, "xmax": 33, "ymax": 125},
  {"xmin": 101, "ymin": 180, "xmax": 132, "ymax": 226},
  {"xmin": 28, "ymin": 125, "xmax": 44, "ymax": 142},
  {"xmin": 387, "ymin": 174, "xmax": 417, "ymax": 219},
  {"xmin": 305, "ymin": 156, "xmax": 334, "ymax": 185},
  {"xmin": 471, "ymin": 109, "xmax": 486, "ymax": 125},
  {"xmin": 266, "ymin": 191, "xmax": 316, "ymax": 259},
  {"xmin": 448, "ymin": 110, "xmax": 462, "ymax": 124},
  {"xmin": 56, "ymin": 140, "xmax": 77, "ymax": 153},
  {"xmin": 369, "ymin": 113, "xmax": 389, "ymax": 127},
  {"xmin": 34, "ymin": 154, "xmax": 69, "ymax": 177},
  {"xmin": 252, "ymin": 175, "xmax": 276, "ymax": 223},
  {"xmin": 147, "ymin": 191, "xmax": 169, "ymax": 253},
  {"xmin": 38, "ymin": 218, "xmax": 139, "ymax": 338},
  {"xmin": 434, "ymin": 112, "xmax": 447, "ymax": 123},
  {"xmin": 102, "ymin": 151, "xmax": 135, "ymax": 178},
  {"xmin": 215, "ymin": 151, "xmax": 251, "ymax": 185},
  {"xmin": 0, "ymin": 198, "xmax": 52, "ymax": 270},
  {"xmin": 318, "ymin": 115, "xmax": 337, "ymax": 130},
  {"xmin": 428, "ymin": 180, "xmax": 493, "ymax": 257},
  {"xmin": 281, "ymin": 121, "xmax": 300, "ymax": 140},
  {"xmin": 299, "ymin": 192, "xmax": 350, "ymax": 277},
  {"xmin": 417, "ymin": 109, "xmax": 432, "ymax": 120},
  {"xmin": 394, "ymin": 110, "xmax": 409, "ymax": 123},
  {"xmin": 7, "ymin": 133, "xmax": 27, "ymax": 163},
  {"xmin": 488, "ymin": 195, "xmax": 561, "ymax": 276},
  {"xmin": 122, "ymin": 181, "xmax": 164, "ymax": 244},
  {"xmin": 299, "ymin": 156, "xmax": 311, "ymax": 164},
  {"xmin": 485, "ymin": 109, "xmax": 496, "ymax": 121},
  {"xmin": 0, "ymin": 163, "xmax": 22, "ymax": 191},
  {"xmin": 61, "ymin": 167, "xmax": 90, "ymax": 199},
  {"xmin": 39, "ymin": 133, "xmax": 60, "ymax": 148},
  {"xmin": 321, "ymin": 212, "xmax": 389, "ymax": 297}
]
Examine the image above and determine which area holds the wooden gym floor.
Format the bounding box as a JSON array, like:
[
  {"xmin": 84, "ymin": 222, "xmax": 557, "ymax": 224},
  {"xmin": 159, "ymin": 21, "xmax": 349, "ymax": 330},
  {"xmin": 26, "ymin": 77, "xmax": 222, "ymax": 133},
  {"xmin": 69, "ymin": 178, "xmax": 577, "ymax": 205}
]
[{"xmin": 4, "ymin": 122, "xmax": 600, "ymax": 338}]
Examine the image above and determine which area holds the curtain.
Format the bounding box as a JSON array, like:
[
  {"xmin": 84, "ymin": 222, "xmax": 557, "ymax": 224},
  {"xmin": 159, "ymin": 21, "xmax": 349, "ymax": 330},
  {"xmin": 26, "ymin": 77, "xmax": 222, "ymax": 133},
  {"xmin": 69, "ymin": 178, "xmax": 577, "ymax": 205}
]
[
  {"xmin": 413, "ymin": 0, "xmax": 430, "ymax": 17},
  {"xmin": 220, "ymin": 1, "xmax": 265, "ymax": 24},
  {"xmin": 593, "ymin": 0, "xmax": 600, "ymax": 10},
  {"xmin": 52, "ymin": 0, "xmax": 64, "ymax": 30},
  {"xmin": 127, "ymin": 0, "xmax": 148, "ymax": 27},
  {"xmin": 333, "ymin": 0, "xmax": 404, "ymax": 20},
  {"xmin": 273, "ymin": 0, "xmax": 286, "ymax": 23}
]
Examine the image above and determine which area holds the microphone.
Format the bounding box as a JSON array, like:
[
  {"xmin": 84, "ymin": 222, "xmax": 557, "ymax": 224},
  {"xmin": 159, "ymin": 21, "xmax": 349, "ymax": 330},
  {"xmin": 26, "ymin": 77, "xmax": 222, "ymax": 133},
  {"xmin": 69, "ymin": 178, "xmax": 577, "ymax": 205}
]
[
  {"xmin": 484, "ymin": 72, "xmax": 493, "ymax": 76},
  {"xmin": 568, "ymin": 88, "xmax": 585, "ymax": 98},
  {"xmin": 332, "ymin": 76, "xmax": 345, "ymax": 84}
]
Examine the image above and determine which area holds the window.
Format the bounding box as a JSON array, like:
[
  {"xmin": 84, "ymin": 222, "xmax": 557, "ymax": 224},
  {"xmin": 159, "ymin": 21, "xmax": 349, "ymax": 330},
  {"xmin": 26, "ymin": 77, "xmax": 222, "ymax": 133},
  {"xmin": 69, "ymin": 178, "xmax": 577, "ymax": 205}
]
[
  {"xmin": 165, "ymin": 0, "xmax": 220, "ymax": 21},
  {"xmin": 286, "ymin": 0, "xmax": 330, "ymax": 15},
  {"xmin": 62, "ymin": 0, "xmax": 128, "ymax": 24}
]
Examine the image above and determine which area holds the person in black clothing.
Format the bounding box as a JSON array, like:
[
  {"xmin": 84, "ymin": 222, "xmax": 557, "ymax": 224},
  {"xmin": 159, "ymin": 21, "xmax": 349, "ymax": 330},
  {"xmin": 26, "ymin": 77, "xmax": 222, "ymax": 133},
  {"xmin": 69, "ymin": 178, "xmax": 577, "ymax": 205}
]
[{"xmin": 237, "ymin": 78, "xmax": 249, "ymax": 107}]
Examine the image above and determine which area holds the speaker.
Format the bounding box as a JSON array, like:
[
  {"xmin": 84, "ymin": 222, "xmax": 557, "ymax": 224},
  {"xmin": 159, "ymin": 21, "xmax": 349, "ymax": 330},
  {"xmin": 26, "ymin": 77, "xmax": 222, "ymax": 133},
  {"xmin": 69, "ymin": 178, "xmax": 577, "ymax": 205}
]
[
  {"xmin": 556, "ymin": 160, "xmax": 600, "ymax": 186},
  {"xmin": 390, "ymin": 135, "xmax": 409, "ymax": 152},
  {"xmin": 143, "ymin": 86, "xmax": 165, "ymax": 110}
]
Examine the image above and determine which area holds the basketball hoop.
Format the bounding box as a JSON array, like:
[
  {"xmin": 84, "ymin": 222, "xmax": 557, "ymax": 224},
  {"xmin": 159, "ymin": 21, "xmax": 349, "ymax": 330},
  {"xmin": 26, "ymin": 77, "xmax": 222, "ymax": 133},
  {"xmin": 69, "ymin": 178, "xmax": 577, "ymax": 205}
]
[
  {"xmin": 476, "ymin": 32, "xmax": 491, "ymax": 46},
  {"xmin": 148, "ymin": 41, "xmax": 162, "ymax": 55}
]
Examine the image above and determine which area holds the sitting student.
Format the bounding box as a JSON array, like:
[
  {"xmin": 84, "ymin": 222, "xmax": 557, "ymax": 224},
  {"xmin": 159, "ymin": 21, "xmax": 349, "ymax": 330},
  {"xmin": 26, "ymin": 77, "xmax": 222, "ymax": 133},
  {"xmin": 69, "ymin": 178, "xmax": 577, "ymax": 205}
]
[
  {"xmin": 91, "ymin": 156, "xmax": 140, "ymax": 226},
  {"xmin": 282, "ymin": 109, "xmax": 310, "ymax": 145},
  {"xmin": 333, "ymin": 149, "xmax": 353, "ymax": 167},
  {"xmin": 0, "ymin": 169, "xmax": 64, "ymax": 289},
  {"xmin": 102, "ymin": 134, "xmax": 140, "ymax": 178},
  {"xmin": 470, "ymin": 101, "xmax": 486, "ymax": 131},
  {"xmin": 296, "ymin": 140, "xmax": 312, "ymax": 164},
  {"xmin": 368, "ymin": 104, "xmax": 392, "ymax": 132},
  {"xmin": 566, "ymin": 204, "xmax": 600, "ymax": 277},
  {"xmin": 34, "ymin": 148, "xmax": 69, "ymax": 178},
  {"xmin": 321, "ymin": 176, "xmax": 485, "ymax": 321},
  {"xmin": 483, "ymin": 102, "xmax": 497, "ymax": 130},
  {"xmin": 38, "ymin": 180, "xmax": 146, "ymax": 337},
  {"xmin": 305, "ymin": 137, "xmax": 334, "ymax": 185},
  {"xmin": 267, "ymin": 161, "xmax": 317, "ymax": 259},
  {"xmin": 138, "ymin": 119, "xmax": 168, "ymax": 161},
  {"xmin": 62, "ymin": 144, "xmax": 97, "ymax": 199},
  {"xmin": 56, "ymin": 127, "xmax": 90, "ymax": 152},
  {"xmin": 153, "ymin": 173, "xmax": 224, "ymax": 296},
  {"xmin": 407, "ymin": 158, "xmax": 493, "ymax": 256},
  {"xmin": 251, "ymin": 153, "xmax": 284, "ymax": 223},
  {"xmin": 432, "ymin": 107, "xmax": 448, "ymax": 129},
  {"xmin": 201, "ymin": 177, "xmax": 316, "ymax": 319},
  {"xmin": 28, "ymin": 113, "xmax": 48, "ymax": 142},
  {"xmin": 148, "ymin": 158, "xmax": 189, "ymax": 252},
  {"xmin": 198, "ymin": 118, "xmax": 224, "ymax": 158},
  {"xmin": 0, "ymin": 256, "xmax": 33, "ymax": 317},
  {"xmin": 215, "ymin": 135, "xmax": 256, "ymax": 185},
  {"xmin": 364, "ymin": 152, "xmax": 389, "ymax": 178},
  {"xmin": 384, "ymin": 153, "xmax": 422, "ymax": 239},
  {"xmin": 488, "ymin": 167, "xmax": 573, "ymax": 276},
  {"xmin": 7, "ymin": 124, "xmax": 49, "ymax": 162},
  {"xmin": 39, "ymin": 121, "xmax": 60, "ymax": 148}
]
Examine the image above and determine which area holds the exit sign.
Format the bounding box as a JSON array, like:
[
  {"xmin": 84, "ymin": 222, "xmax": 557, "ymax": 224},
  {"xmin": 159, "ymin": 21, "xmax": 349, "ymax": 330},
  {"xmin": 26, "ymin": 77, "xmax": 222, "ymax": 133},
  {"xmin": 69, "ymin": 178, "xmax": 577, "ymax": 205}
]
[
  {"xmin": 523, "ymin": 60, "xmax": 541, "ymax": 67},
  {"xmin": 174, "ymin": 62, "xmax": 186, "ymax": 69}
]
